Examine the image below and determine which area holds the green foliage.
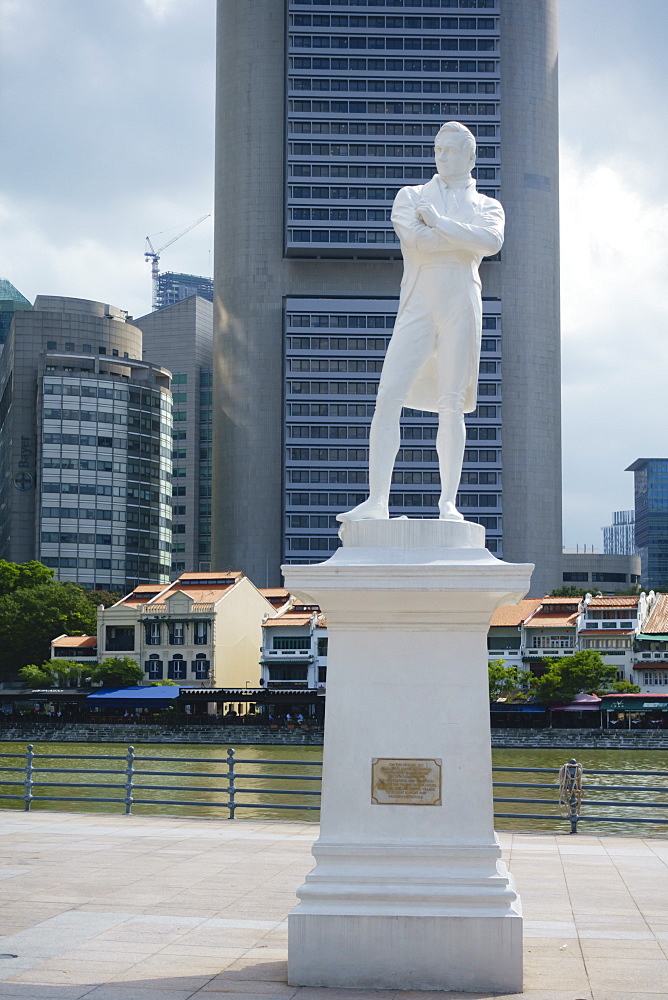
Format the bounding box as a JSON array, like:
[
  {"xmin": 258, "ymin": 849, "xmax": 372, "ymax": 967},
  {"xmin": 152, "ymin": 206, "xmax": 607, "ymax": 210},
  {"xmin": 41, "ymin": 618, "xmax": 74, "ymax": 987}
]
[
  {"xmin": 0, "ymin": 582, "xmax": 97, "ymax": 681},
  {"xmin": 549, "ymin": 586, "xmax": 588, "ymax": 598},
  {"xmin": 610, "ymin": 680, "xmax": 642, "ymax": 694},
  {"xmin": 531, "ymin": 650, "xmax": 618, "ymax": 706},
  {"xmin": 0, "ymin": 559, "xmax": 55, "ymax": 596},
  {"xmin": 92, "ymin": 657, "xmax": 143, "ymax": 688},
  {"xmin": 149, "ymin": 679, "xmax": 177, "ymax": 686},
  {"xmin": 18, "ymin": 664, "xmax": 51, "ymax": 688},
  {"xmin": 85, "ymin": 590, "xmax": 121, "ymax": 608},
  {"xmin": 18, "ymin": 658, "xmax": 92, "ymax": 689},
  {"xmin": 488, "ymin": 658, "xmax": 531, "ymax": 700}
]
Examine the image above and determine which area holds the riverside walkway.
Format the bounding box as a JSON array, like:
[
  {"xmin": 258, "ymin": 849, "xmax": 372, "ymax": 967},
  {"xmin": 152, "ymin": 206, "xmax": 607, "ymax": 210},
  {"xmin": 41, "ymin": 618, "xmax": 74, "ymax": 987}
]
[{"xmin": 0, "ymin": 812, "xmax": 667, "ymax": 1000}]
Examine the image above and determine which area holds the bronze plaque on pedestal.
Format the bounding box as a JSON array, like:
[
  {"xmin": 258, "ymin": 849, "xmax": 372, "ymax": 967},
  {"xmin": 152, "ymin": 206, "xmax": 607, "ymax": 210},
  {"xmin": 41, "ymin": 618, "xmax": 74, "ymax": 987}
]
[{"xmin": 371, "ymin": 757, "xmax": 442, "ymax": 806}]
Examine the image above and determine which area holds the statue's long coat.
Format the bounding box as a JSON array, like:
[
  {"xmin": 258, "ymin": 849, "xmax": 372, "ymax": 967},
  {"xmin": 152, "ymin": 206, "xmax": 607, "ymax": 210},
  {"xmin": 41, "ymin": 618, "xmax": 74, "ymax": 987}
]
[{"xmin": 390, "ymin": 174, "xmax": 505, "ymax": 414}]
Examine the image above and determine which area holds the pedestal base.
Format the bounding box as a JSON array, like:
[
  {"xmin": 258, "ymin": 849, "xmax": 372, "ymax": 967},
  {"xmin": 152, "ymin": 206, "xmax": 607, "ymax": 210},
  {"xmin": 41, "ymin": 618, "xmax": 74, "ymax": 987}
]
[
  {"xmin": 282, "ymin": 518, "xmax": 533, "ymax": 994},
  {"xmin": 289, "ymin": 913, "xmax": 522, "ymax": 992}
]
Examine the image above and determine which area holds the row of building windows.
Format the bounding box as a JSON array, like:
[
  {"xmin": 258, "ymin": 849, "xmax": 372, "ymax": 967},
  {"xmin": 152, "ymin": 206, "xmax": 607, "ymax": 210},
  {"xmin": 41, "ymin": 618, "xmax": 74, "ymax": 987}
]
[
  {"xmin": 289, "ymin": 314, "xmax": 394, "ymax": 327},
  {"xmin": 44, "ymin": 384, "xmax": 130, "ymax": 400},
  {"xmin": 292, "ymin": 164, "xmax": 436, "ymax": 178},
  {"xmin": 290, "ymin": 99, "xmax": 497, "ymax": 115},
  {"xmin": 642, "ymin": 672, "xmax": 668, "ymax": 686},
  {"xmin": 42, "ymin": 556, "xmax": 126, "ymax": 570},
  {"xmin": 291, "ymin": 36, "xmax": 496, "ymax": 52},
  {"xmin": 292, "ymin": 58, "xmax": 496, "ymax": 75},
  {"xmin": 290, "ymin": 359, "xmax": 385, "ymax": 372},
  {"xmin": 42, "ymin": 506, "xmax": 123, "ymax": 521},
  {"xmin": 285, "ymin": 490, "xmax": 500, "ymax": 508},
  {"xmin": 144, "ymin": 655, "xmax": 210, "ymax": 681},
  {"xmin": 43, "ymin": 458, "xmax": 128, "ymax": 473},
  {"xmin": 43, "ymin": 433, "xmax": 127, "ymax": 449},
  {"xmin": 290, "ymin": 78, "xmax": 497, "ymax": 93},
  {"xmin": 42, "ymin": 483, "xmax": 171, "ymax": 504},
  {"xmin": 41, "ymin": 531, "xmax": 118, "ymax": 545},
  {"xmin": 42, "ymin": 508, "xmax": 170, "ymax": 530},
  {"xmin": 44, "ymin": 408, "xmax": 129, "ymax": 425},
  {"xmin": 292, "ymin": 207, "xmax": 391, "ymax": 221},
  {"xmin": 290, "ymin": 229, "xmax": 399, "ymax": 243},
  {"xmin": 291, "ymin": 14, "xmax": 494, "ymax": 26},
  {"xmin": 292, "ymin": 0, "xmax": 497, "ymax": 7},
  {"xmin": 289, "ymin": 120, "xmax": 495, "ymax": 135},
  {"xmin": 44, "ymin": 383, "xmax": 168, "ymax": 410},
  {"xmin": 579, "ymin": 638, "xmax": 633, "ymax": 650},
  {"xmin": 145, "ymin": 621, "xmax": 209, "ymax": 645}
]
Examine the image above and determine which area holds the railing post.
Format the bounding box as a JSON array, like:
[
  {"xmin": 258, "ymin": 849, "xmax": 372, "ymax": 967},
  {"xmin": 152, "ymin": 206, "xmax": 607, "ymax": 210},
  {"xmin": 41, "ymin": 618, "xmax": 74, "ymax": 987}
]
[
  {"xmin": 124, "ymin": 745, "xmax": 135, "ymax": 815},
  {"xmin": 558, "ymin": 758, "xmax": 583, "ymax": 834},
  {"xmin": 24, "ymin": 744, "xmax": 34, "ymax": 812},
  {"xmin": 227, "ymin": 747, "xmax": 236, "ymax": 819}
]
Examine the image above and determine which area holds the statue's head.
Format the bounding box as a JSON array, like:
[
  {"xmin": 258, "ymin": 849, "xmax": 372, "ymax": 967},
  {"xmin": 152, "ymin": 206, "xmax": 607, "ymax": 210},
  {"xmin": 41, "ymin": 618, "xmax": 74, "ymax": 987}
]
[{"xmin": 434, "ymin": 121, "xmax": 476, "ymax": 182}]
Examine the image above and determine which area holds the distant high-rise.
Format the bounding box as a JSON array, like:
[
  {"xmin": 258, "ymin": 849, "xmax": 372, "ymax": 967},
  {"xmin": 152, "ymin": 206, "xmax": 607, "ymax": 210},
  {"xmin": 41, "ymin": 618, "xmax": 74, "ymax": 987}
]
[
  {"xmin": 0, "ymin": 295, "xmax": 173, "ymax": 592},
  {"xmin": 134, "ymin": 295, "xmax": 214, "ymax": 574},
  {"xmin": 156, "ymin": 272, "xmax": 213, "ymax": 311},
  {"xmin": 603, "ymin": 510, "xmax": 636, "ymax": 556},
  {"xmin": 627, "ymin": 459, "xmax": 668, "ymax": 589},
  {"xmin": 213, "ymin": 0, "xmax": 561, "ymax": 596}
]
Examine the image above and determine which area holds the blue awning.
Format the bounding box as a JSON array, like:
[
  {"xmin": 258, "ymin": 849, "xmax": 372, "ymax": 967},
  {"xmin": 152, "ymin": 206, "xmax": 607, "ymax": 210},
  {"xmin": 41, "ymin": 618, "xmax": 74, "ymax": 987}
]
[
  {"xmin": 87, "ymin": 686, "xmax": 181, "ymax": 707},
  {"xmin": 490, "ymin": 704, "xmax": 546, "ymax": 713}
]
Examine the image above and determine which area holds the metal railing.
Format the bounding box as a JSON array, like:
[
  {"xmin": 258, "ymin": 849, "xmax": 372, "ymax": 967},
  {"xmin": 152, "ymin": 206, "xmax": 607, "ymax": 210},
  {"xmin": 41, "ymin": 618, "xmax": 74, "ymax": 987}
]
[{"xmin": 1, "ymin": 746, "xmax": 668, "ymax": 832}]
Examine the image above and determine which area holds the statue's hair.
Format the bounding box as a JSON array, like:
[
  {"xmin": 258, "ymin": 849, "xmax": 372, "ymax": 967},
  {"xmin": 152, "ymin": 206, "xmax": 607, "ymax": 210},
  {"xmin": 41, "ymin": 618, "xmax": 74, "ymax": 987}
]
[{"xmin": 434, "ymin": 121, "xmax": 476, "ymax": 160}]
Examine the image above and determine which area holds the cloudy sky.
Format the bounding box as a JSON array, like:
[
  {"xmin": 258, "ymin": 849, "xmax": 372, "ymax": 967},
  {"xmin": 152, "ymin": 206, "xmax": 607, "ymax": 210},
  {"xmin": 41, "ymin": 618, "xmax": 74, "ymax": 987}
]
[{"xmin": 1, "ymin": 0, "xmax": 667, "ymax": 549}]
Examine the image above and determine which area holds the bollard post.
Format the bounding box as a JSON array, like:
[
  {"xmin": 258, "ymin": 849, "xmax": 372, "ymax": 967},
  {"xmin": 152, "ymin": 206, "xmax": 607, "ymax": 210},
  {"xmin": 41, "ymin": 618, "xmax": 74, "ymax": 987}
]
[
  {"xmin": 566, "ymin": 757, "xmax": 582, "ymax": 833},
  {"xmin": 227, "ymin": 747, "xmax": 236, "ymax": 819},
  {"xmin": 24, "ymin": 744, "xmax": 34, "ymax": 812},
  {"xmin": 124, "ymin": 745, "xmax": 135, "ymax": 815}
]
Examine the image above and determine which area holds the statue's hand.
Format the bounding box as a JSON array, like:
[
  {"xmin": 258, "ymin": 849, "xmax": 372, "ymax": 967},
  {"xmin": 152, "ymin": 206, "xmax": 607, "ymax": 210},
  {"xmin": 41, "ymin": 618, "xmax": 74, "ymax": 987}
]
[{"xmin": 416, "ymin": 203, "xmax": 441, "ymax": 228}]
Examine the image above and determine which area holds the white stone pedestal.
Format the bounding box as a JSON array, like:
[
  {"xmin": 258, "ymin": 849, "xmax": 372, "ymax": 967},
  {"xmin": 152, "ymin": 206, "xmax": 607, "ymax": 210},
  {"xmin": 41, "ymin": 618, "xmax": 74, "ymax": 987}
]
[{"xmin": 282, "ymin": 518, "xmax": 533, "ymax": 993}]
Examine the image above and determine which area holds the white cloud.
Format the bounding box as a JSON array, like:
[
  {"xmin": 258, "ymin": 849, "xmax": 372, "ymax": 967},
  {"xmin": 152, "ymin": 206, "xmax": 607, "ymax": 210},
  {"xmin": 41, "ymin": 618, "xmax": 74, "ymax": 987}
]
[{"xmin": 560, "ymin": 143, "xmax": 668, "ymax": 546}]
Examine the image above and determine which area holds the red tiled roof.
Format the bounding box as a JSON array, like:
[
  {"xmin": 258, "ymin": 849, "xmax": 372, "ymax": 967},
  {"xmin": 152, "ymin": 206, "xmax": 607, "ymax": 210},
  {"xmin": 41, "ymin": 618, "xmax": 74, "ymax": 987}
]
[
  {"xmin": 641, "ymin": 593, "xmax": 668, "ymax": 634},
  {"xmin": 525, "ymin": 613, "xmax": 579, "ymax": 628},
  {"xmin": 52, "ymin": 635, "xmax": 97, "ymax": 647},
  {"xmin": 264, "ymin": 615, "xmax": 313, "ymax": 629},
  {"xmin": 490, "ymin": 599, "xmax": 542, "ymax": 627},
  {"xmin": 579, "ymin": 630, "xmax": 634, "ymax": 636},
  {"xmin": 587, "ymin": 596, "xmax": 639, "ymax": 608}
]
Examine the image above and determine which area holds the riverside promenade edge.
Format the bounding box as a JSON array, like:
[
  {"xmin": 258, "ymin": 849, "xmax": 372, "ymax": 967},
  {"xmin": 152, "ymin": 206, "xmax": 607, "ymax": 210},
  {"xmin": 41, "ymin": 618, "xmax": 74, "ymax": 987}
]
[{"xmin": 0, "ymin": 810, "xmax": 667, "ymax": 999}]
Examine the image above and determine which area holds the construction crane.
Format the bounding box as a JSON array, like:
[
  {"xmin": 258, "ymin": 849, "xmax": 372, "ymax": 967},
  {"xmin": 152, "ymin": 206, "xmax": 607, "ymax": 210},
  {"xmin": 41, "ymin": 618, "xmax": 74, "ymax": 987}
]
[{"xmin": 144, "ymin": 214, "xmax": 211, "ymax": 310}]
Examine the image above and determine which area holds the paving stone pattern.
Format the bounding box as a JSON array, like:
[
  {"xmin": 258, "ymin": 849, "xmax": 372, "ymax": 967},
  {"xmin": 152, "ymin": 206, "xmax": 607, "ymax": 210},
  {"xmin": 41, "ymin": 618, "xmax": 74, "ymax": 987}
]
[{"xmin": 0, "ymin": 811, "xmax": 668, "ymax": 999}]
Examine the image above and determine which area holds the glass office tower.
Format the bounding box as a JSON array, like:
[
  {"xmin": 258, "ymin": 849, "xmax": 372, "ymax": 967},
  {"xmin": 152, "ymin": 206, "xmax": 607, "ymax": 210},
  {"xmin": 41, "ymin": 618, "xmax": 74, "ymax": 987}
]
[
  {"xmin": 213, "ymin": 0, "xmax": 561, "ymax": 596},
  {"xmin": 627, "ymin": 460, "xmax": 668, "ymax": 589}
]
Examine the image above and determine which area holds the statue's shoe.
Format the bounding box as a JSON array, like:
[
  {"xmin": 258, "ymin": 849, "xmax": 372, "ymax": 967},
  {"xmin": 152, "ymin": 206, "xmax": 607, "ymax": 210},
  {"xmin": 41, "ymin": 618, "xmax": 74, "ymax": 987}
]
[
  {"xmin": 438, "ymin": 501, "xmax": 465, "ymax": 521},
  {"xmin": 336, "ymin": 498, "xmax": 389, "ymax": 523}
]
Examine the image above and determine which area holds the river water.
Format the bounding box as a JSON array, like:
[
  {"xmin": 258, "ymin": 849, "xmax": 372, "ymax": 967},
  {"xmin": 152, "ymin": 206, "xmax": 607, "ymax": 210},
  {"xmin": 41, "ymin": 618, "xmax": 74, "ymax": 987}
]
[{"xmin": 1, "ymin": 741, "xmax": 667, "ymax": 837}]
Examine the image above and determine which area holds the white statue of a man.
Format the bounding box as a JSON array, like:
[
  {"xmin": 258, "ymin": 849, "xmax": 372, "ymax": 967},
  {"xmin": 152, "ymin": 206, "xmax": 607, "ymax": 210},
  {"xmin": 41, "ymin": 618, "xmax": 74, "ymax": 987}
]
[{"xmin": 337, "ymin": 121, "xmax": 504, "ymax": 523}]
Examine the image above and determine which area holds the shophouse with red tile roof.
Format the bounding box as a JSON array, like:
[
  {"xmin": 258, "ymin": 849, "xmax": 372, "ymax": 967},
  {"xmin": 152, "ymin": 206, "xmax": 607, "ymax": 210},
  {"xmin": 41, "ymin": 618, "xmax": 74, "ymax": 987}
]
[
  {"xmin": 95, "ymin": 571, "xmax": 278, "ymax": 688},
  {"xmin": 576, "ymin": 593, "xmax": 652, "ymax": 686},
  {"xmin": 260, "ymin": 602, "xmax": 327, "ymax": 705}
]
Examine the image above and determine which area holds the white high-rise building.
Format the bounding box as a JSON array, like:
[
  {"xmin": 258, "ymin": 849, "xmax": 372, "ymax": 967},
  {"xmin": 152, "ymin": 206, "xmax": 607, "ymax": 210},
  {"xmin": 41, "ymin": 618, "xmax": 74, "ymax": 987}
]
[
  {"xmin": 603, "ymin": 510, "xmax": 636, "ymax": 557},
  {"xmin": 212, "ymin": 0, "xmax": 561, "ymax": 597}
]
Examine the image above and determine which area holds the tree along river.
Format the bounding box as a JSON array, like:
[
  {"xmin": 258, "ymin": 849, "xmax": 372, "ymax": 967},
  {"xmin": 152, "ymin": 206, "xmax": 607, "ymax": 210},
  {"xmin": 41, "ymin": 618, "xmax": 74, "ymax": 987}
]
[{"xmin": 1, "ymin": 741, "xmax": 667, "ymax": 837}]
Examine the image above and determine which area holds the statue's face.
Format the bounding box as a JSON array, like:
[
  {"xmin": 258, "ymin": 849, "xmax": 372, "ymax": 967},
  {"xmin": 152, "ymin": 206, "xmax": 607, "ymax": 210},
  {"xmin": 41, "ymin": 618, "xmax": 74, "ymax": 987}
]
[{"xmin": 434, "ymin": 134, "xmax": 474, "ymax": 181}]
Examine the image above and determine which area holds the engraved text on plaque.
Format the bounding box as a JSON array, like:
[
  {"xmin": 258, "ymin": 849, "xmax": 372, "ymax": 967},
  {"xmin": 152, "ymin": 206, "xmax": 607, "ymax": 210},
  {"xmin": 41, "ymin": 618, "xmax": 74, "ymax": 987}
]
[{"xmin": 371, "ymin": 757, "xmax": 442, "ymax": 806}]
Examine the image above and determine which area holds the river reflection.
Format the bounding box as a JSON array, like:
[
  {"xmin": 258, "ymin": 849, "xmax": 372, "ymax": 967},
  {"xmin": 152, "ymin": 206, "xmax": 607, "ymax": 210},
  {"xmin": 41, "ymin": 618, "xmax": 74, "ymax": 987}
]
[{"xmin": 1, "ymin": 741, "xmax": 667, "ymax": 837}]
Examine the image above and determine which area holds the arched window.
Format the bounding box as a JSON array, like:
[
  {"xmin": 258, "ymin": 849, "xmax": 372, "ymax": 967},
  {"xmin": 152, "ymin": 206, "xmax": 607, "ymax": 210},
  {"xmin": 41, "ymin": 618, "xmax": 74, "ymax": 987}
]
[
  {"xmin": 144, "ymin": 654, "xmax": 163, "ymax": 680},
  {"xmin": 192, "ymin": 653, "xmax": 210, "ymax": 680},
  {"xmin": 168, "ymin": 654, "xmax": 187, "ymax": 680}
]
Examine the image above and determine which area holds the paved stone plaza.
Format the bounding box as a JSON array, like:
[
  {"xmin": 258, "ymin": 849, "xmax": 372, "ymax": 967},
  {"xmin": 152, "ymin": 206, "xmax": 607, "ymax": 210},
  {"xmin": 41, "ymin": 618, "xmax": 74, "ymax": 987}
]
[{"xmin": 0, "ymin": 811, "xmax": 667, "ymax": 999}]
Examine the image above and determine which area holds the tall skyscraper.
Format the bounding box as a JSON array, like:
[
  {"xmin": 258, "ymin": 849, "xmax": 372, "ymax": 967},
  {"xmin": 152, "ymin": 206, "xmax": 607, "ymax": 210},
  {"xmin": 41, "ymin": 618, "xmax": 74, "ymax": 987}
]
[
  {"xmin": 134, "ymin": 295, "xmax": 214, "ymax": 574},
  {"xmin": 627, "ymin": 459, "xmax": 668, "ymax": 589},
  {"xmin": 155, "ymin": 272, "xmax": 214, "ymax": 311},
  {"xmin": 213, "ymin": 0, "xmax": 561, "ymax": 597},
  {"xmin": 603, "ymin": 510, "xmax": 636, "ymax": 556},
  {"xmin": 0, "ymin": 295, "xmax": 173, "ymax": 592}
]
